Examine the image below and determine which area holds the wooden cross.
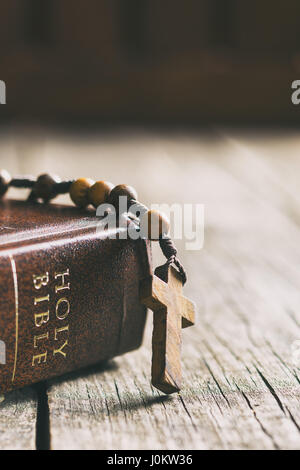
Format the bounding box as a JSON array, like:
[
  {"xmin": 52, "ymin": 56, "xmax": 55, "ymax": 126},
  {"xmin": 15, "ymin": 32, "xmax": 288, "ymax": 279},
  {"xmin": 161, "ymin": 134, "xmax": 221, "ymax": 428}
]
[{"xmin": 140, "ymin": 264, "xmax": 196, "ymax": 394}]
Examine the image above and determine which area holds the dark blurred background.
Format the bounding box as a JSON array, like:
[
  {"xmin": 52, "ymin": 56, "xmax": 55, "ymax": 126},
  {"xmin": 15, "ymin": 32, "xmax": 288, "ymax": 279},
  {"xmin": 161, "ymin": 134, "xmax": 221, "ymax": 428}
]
[{"xmin": 1, "ymin": 0, "xmax": 300, "ymax": 124}]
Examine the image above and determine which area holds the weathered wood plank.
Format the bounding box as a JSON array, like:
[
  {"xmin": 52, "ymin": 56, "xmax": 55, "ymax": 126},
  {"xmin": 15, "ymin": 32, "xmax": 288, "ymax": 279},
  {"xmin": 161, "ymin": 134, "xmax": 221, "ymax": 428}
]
[
  {"xmin": 0, "ymin": 387, "xmax": 37, "ymax": 450},
  {"xmin": 48, "ymin": 350, "xmax": 209, "ymax": 450}
]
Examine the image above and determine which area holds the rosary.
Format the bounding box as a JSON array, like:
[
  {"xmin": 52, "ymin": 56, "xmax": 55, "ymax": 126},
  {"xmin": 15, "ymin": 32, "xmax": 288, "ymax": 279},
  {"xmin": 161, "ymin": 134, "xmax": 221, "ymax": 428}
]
[{"xmin": 0, "ymin": 170, "xmax": 195, "ymax": 394}]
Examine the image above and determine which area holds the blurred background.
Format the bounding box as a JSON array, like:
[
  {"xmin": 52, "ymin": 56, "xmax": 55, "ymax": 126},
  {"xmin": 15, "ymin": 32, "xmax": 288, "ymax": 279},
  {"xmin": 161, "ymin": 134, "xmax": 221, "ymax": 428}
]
[{"xmin": 0, "ymin": 0, "xmax": 300, "ymax": 123}]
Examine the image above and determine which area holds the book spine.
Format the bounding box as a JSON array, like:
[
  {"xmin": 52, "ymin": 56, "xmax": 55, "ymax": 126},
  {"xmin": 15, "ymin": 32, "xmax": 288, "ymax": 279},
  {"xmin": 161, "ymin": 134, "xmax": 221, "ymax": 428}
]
[{"xmin": 0, "ymin": 231, "xmax": 150, "ymax": 394}]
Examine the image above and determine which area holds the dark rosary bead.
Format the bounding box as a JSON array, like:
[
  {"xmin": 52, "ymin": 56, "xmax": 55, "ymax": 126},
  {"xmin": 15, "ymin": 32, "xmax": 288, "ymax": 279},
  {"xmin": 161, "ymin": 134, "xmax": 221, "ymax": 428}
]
[
  {"xmin": 0, "ymin": 170, "xmax": 11, "ymax": 198},
  {"xmin": 108, "ymin": 184, "xmax": 138, "ymax": 211},
  {"xmin": 33, "ymin": 173, "xmax": 61, "ymax": 202}
]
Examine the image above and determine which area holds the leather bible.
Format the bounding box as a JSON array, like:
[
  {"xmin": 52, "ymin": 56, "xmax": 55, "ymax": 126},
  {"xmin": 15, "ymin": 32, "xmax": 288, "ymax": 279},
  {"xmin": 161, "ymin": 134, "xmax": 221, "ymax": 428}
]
[{"xmin": 0, "ymin": 200, "xmax": 151, "ymax": 394}]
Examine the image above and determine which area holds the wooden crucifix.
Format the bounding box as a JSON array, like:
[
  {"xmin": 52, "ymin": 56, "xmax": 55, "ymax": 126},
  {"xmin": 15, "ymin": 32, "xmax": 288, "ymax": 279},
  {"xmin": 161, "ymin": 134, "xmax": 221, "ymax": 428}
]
[{"xmin": 140, "ymin": 264, "xmax": 196, "ymax": 394}]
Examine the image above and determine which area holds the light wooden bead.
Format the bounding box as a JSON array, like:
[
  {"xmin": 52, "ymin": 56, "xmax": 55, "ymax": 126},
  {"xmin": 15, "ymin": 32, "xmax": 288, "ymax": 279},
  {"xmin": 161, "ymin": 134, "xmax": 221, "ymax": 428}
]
[
  {"xmin": 34, "ymin": 173, "xmax": 61, "ymax": 202},
  {"xmin": 88, "ymin": 181, "xmax": 114, "ymax": 208},
  {"xmin": 70, "ymin": 178, "xmax": 94, "ymax": 208},
  {"xmin": 0, "ymin": 170, "xmax": 11, "ymax": 197},
  {"xmin": 141, "ymin": 209, "xmax": 170, "ymax": 240}
]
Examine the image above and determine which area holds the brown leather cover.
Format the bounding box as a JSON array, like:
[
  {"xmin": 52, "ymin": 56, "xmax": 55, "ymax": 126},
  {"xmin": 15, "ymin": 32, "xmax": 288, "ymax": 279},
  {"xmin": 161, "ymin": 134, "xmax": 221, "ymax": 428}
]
[{"xmin": 0, "ymin": 200, "xmax": 151, "ymax": 394}]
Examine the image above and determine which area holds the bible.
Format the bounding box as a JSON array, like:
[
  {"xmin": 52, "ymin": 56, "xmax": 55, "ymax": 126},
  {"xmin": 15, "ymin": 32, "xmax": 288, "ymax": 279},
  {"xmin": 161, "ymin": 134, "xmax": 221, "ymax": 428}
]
[{"xmin": 0, "ymin": 200, "xmax": 150, "ymax": 394}]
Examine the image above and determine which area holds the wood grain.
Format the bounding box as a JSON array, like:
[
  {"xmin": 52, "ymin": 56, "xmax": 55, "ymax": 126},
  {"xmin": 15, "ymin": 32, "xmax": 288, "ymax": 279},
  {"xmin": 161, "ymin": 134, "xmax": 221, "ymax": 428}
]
[
  {"xmin": 3, "ymin": 128, "xmax": 300, "ymax": 449},
  {"xmin": 0, "ymin": 387, "xmax": 37, "ymax": 450}
]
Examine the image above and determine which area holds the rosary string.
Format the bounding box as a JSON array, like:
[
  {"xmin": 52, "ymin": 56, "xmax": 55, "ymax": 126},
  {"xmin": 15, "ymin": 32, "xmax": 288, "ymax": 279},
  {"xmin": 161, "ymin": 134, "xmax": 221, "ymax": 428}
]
[{"xmin": 0, "ymin": 171, "xmax": 187, "ymax": 285}]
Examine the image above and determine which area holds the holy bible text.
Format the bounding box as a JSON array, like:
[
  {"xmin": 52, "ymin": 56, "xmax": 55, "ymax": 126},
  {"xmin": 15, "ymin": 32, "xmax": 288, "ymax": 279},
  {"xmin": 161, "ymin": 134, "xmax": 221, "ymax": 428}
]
[{"xmin": 0, "ymin": 200, "xmax": 150, "ymax": 394}]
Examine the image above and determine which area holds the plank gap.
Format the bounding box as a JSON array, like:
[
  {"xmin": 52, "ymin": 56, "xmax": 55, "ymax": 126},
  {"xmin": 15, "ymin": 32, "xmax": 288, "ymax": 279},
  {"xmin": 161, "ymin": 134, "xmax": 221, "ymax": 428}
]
[{"xmin": 35, "ymin": 382, "xmax": 51, "ymax": 451}]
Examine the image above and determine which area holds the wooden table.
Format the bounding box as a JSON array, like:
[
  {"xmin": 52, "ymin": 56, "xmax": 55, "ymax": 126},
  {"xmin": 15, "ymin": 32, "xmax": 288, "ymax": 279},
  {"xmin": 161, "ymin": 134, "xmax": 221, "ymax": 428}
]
[{"xmin": 1, "ymin": 128, "xmax": 300, "ymax": 450}]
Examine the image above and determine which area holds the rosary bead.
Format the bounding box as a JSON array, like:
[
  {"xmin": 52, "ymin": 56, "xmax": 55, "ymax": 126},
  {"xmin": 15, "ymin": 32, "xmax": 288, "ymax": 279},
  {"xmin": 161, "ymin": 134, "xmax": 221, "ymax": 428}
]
[
  {"xmin": 141, "ymin": 209, "xmax": 170, "ymax": 240},
  {"xmin": 33, "ymin": 173, "xmax": 61, "ymax": 202},
  {"xmin": 0, "ymin": 170, "xmax": 11, "ymax": 197},
  {"xmin": 108, "ymin": 184, "xmax": 138, "ymax": 210},
  {"xmin": 70, "ymin": 178, "xmax": 95, "ymax": 208},
  {"xmin": 88, "ymin": 181, "xmax": 114, "ymax": 208}
]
